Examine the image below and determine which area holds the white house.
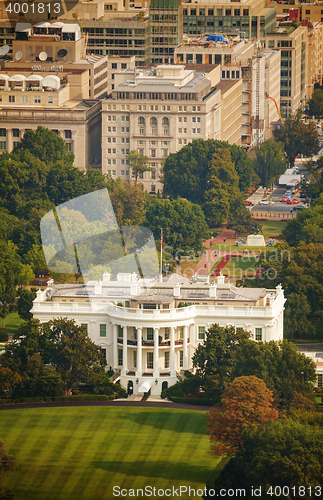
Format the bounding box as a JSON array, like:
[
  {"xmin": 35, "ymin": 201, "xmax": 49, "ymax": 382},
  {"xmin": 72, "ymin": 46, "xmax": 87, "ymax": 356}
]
[{"xmin": 31, "ymin": 272, "xmax": 285, "ymax": 396}]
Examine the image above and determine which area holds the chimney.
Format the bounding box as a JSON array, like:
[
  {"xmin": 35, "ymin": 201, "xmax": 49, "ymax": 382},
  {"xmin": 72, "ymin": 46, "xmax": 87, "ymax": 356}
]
[
  {"xmin": 173, "ymin": 283, "xmax": 181, "ymax": 297},
  {"xmin": 130, "ymin": 283, "xmax": 139, "ymax": 296},
  {"xmin": 95, "ymin": 280, "xmax": 102, "ymax": 295},
  {"xmin": 217, "ymin": 274, "xmax": 225, "ymax": 284},
  {"xmin": 209, "ymin": 282, "xmax": 217, "ymax": 298},
  {"xmin": 102, "ymin": 271, "xmax": 111, "ymax": 282}
]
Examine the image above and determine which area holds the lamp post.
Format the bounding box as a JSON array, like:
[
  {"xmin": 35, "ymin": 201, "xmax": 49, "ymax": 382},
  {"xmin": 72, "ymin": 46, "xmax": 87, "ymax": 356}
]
[{"xmin": 39, "ymin": 275, "xmax": 44, "ymax": 289}]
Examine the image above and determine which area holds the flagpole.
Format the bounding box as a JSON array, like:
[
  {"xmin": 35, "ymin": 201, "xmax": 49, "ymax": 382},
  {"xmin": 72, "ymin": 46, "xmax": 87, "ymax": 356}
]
[{"xmin": 159, "ymin": 228, "xmax": 163, "ymax": 282}]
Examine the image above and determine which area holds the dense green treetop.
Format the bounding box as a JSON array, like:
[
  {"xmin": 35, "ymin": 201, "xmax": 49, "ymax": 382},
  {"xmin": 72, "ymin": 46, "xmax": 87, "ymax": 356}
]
[
  {"xmin": 252, "ymin": 139, "xmax": 287, "ymax": 189},
  {"xmin": 306, "ymin": 88, "xmax": 323, "ymax": 119},
  {"xmin": 192, "ymin": 324, "xmax": 250, "ymax": 401},
  {"xmin": 273, "ymin": 109, "xmax": 319, "ymax": 166},
  {"xmin": 205, "ymin": 419, "xmax": 323, "ymax": 499},
  {"xmin": 144, "ymin": 197, "xmax": 210, "ymax": 253}
]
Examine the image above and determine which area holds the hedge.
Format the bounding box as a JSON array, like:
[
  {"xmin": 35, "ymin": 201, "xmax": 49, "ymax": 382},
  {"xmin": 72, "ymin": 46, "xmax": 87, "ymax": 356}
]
[
  {"xmin": 0, "ymin": 330, "xmax": 8, "ymax": 342},
  {"xmin": 0, "ymin": 394, "xmax": 117, "ymax": 405},
  {"xmin": 170, "ymin": 396, "xmax": 214, "ymax": 406}
]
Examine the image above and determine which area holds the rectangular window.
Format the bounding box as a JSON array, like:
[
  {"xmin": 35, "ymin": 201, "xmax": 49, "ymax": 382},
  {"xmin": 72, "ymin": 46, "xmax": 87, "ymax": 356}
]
[
  {"xmin": 0, "ymin": 141, "xmax": 6, "ymax": 150},
  {"xmin": 165, "ymin": 351, "xmax": 169, "ymax": 369},
  {"xmin": 118, "ymin": 325, "xmax": 123, "ymax": 337},
  {"xmin": 0, "ymin": 129, "xmax": 6, "ymax": 137},
  {"xmin": 65, "ymin": 130, "xmax": 72, "ymax": 139},
  {"xmin": 9, "ymin": 95, "xmax": 15, "ymax": 103},
  {"xmin": 65, "ymin": 143, "xmax": 72, "ymax": 152},
  {"xmin": 151, "ymin": 170, "xmax": 156, "ymax": 179},
  {"xmin": 12, "ymin": 129, "xmax": 19, "ymax": 138},
  {"xmin": 180, "ymin": 350, "xmax": 183, "ymax": 368},
  {"xmin": 165, "ymin": 327, "xmax": 169, "ymax": 340},
  {"xmin": 118, "ymin": 348, "xmax": 123, "ymax": 366},
  {"xmin": 180, "ymin": 326, "xmax": 184, "ymax": 339},
  {"xmin": 21, "ymin": 95, "xmax": 28, "ymax": 103},
  {"xmin": 101, "ymin": 348, "xmax": 106, "ymax": 360},
  {"xmin": 198, "ymin": 326, "xmax": 205, "ymax": 340},
  {"xmin": 100, "ymin": 324, "xmax": 107, "ymax": 337},
  {"xmin": 133, "ymin": 350, "xmax": 137, "ymax": 368},
  {"xmin": 147, "ymin": 327, "xmax": 153, "ymax": 341},
  {"xmin": 255, "ymin": 328, "xmax": 262, "ymax": 341},
  {"xmin": 81, "ymin": 323, "xmax": 88, "ymax": 333},
  {"xmin": 34, "ymin": 96, "xmax": 41, "ymax": 104},
  {"xmin": 147, "ymin": 352, "xmax": 153, "ymax": 369},
  {"xmin": 48, "ymin": 96, "xmax": 53, "ymax": 104},
  {"xmin": 318, "ymin": 374, "xmax": 323, "ymax": 388}
]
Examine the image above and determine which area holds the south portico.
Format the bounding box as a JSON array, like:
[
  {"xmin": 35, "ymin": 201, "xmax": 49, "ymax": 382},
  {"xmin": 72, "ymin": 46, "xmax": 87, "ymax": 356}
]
[{"xmin": 111, "ymin": 322, "xmax": 194, "ymax": 396}]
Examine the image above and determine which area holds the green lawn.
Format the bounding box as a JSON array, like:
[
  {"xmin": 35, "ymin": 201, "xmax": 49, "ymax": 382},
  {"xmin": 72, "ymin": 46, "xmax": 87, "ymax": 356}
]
[
  {"xmin": 258, "ymin": 220, "xmax": 288, "ymax": 240},
  {"xmin": 1, "ymin": 312, "xmax": 24, "ymax": 338},
  {"xmin": 222, "ymin": 257, "xmax": 259, "ymax": 279},
  {"xmin": 0, "ymin": 407, "xmax": 220, "ymax": 500}
]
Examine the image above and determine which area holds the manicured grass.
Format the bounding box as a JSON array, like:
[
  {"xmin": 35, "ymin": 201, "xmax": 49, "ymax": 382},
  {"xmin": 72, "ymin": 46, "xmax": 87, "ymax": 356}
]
[
  {"xmin": 0, "ymin": 407, "xmax": 219, "ymax": 500},
  {"xmin": 222, "ymin": 257, "xmax": 259, "ymax": 279},
  {"xmin": 1, "ymin": 312, "xmax": 24, "ymax": 337},
  {"xmin": 258, "ymin": 220, "xmax": 288, "ymax": 240}
]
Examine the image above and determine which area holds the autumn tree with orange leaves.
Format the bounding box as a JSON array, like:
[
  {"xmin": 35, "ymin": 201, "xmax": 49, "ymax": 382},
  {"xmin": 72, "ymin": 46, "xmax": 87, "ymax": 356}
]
[{"xmin": 207, "ymin": 376, "xmax": 279, "ymax": 456}]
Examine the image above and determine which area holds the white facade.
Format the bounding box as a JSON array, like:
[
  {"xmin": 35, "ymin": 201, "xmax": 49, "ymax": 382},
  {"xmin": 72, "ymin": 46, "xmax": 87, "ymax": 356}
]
[{"xmin": 31, "ymin": 273, "xmax": 285, "ymax": 396}]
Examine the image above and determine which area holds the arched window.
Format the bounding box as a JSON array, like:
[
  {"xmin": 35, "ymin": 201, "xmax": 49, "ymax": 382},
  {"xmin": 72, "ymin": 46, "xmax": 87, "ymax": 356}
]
[
  {"xmin": 150, "ymin": 117, "xmax": 157, "ymax": 127},
  {"xmin": 162, "ymin": 117, "xmax": 169, "ymax": 126},
  {"xmin": 138, "ymin": 116, "xmax": 145, "ymax": 135}
]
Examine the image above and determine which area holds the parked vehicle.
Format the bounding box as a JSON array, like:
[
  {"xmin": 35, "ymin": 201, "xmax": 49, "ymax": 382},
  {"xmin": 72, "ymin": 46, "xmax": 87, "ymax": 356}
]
[
  {"xmin": 287, "ymin": 198, "xmax": 299, "ymax": 204},
  {"xmin": 293, "ymin": 205, "xmax": 306, "ymax": 211},
  {"xmin": 245, "ymin": 200, "xmax": 254, "ymax": 206},
  {"xmin": 259, "ymin": 199, "xmax": 274, "ymax": 205},
  {"xmin": 280, "ymin": 197, "xmax": 289, "ymax": 202}
]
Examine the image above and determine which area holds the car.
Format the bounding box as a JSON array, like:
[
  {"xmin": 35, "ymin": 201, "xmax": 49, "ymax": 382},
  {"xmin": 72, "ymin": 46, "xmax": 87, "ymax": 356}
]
[
  {"xmin": 287, "ymin": 198, "xmax": 299, "ymax": 204},
  {"xmin": 300, "ymin": 192, "xmax": 307, "ymax": 198},
  {"xmin": 245, "ymin": 200, "xmax": 254, "ymax": 206},
  {"xmin": 280, "ymin": 197, "xmax": 289, "ymax": 202},
  {"xmin": 293, "ymin": 205, "xmax": 306, "ymax": 211},
  {"xmin": 259, "ymin": 199, "xmax": 274, "ymax": 205},
  {"xmin": 285, "ymin": 191, "xmax": 293, "ymax": 196}
]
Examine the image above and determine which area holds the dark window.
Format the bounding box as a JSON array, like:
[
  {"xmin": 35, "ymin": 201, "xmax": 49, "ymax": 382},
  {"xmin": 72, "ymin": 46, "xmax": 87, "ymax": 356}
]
[
  {"xmin": 13, "ymin": 129, "xmax": 19, "ymax": 137},
  {"xmin": 64, "ymin": 130, "xmax": 72, "ymax": 139}
]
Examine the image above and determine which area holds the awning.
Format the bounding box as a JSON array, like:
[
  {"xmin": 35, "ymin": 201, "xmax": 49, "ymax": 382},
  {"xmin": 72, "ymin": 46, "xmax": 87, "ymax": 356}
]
[
  {"xmin": 0, "ymin": 74, "xmax": 9, "ymax": 80},
  {"xmin": 62, "ymin": 24, "xmax": 79, "ymax": 33},
  {"xmin": 138, "ymin": 380, "xmax": 152, "ymax": 393},
  {"xmin": 42, "ymin": 75, "xmax": 60, "ymax": 89},
  {"xmin": 26, "ymin": 75, "xmax": 43, "ymax": 82},
  {"xmin": 8, "ymin": 74, "xmax": 26, "ymax": 81},
  {"xmin": 15, "ymin": 23, "xmax": 32, "ymax": 32},
  {"xmin": 34, "ymin": 22, "xmax": 51, "ymax": 28},
  {"xmin": 50, "ymin": 22, "xmax": 64, "ymax": 28}
]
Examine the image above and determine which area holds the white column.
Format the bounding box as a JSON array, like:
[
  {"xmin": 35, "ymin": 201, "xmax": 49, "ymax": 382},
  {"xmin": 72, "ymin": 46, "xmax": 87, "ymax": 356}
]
[
  {"xmin": 6, "ymin": 128, "xmax": 13, "ymax": 153},
  {"xmin": 113, "ymin": 323, "xmax": 118, "ymax": 370},
  {"xmin": 170, "ymin": 326, "xmax": 175, "ymax": 377},
  {"xmin": 121, "ymin": 325, "xmax": 127, "ymax": 376},
  {"xmin": 153, "ymin": 327, "xmax": 159, "ymax": 378},
  {"xmin": 183, "ymin": 325, "xmax": 188, "ymax": 370},
  {"xmin": 136, "ymin": 327, "xmax": 142, "ymax": 377}
]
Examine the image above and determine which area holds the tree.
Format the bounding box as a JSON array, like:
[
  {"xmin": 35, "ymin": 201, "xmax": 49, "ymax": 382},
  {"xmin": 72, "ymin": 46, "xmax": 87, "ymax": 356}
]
[
  {"xmin": 163, "ymin": 140, "xmax": 252, "ymax": 205},
  {"xmin": 284, "ymin": 293, "xmax": 311, "ymax": 340},
  {"xmin": 306, "ymin": 88, "xmax": 323, "ymax": 119},
  {"xmin": 0, "ymin": 241, "xmax": 34, "ymax": 328},
  {"xmin": 38, "ymin": 318, "xmax": 106, "ymax": 395},
  {"xmin": 232, "ymin": 340, "xmax": 317, "ymax": 408},
  {"xmin": 207, "ymin": 376, "xmax": 278, "ymax": 456},
  {"xmin": 205, "ymin": 419, "xmax": 323, "ymax": 499},
  {"xmin": 0, "ymin": 318, "xmax": 106, "ymax": 397},
  {"xmin": 273, "ymin": 109, "xmax": 319, "ymax": 166},
  {"xmin": 109, "ymin": 179, "xmax": 148, "ymax": 226},
  {"xmin": 144, "ymin": 197, "xmax": 210, "ymax": 253},
  {"xmin": 16, "ymin": 126, "xmax": 74, "ymax": 165},
  {"xmin": 226, "ymin": 195, "xmax": 260, "ymax": 234},
  {"xmin": 17, "ymin": 288, "xmax": 37, "ymax": 321},
  {"xmin": 0, "ymin": 438, "xmax": 15, "ymax": 500},
  {"xmin": 127, "ymin": 150, "xmax": 152, "ymax": 183},
  {"xmin": 192, "ymin": 324, "xmax": 250, "ymax": 401},
  {"xmin": 253, "ymin": 139, "xmax": 287, "ymax": 190}
]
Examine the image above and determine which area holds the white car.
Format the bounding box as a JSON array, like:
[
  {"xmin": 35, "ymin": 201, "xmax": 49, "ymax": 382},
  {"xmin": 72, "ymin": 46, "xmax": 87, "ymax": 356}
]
[{"xmin": 259, "ymin": 199, "xmax": 274, "ymax": 205}]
